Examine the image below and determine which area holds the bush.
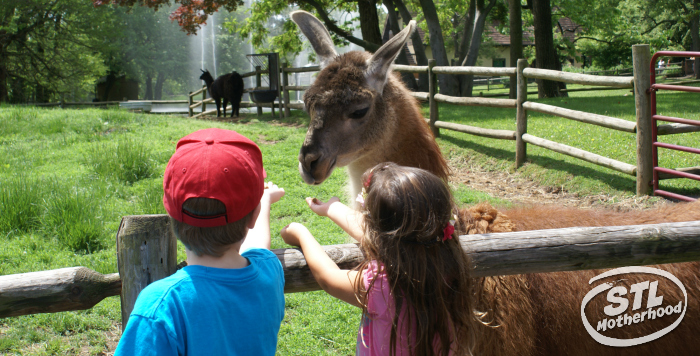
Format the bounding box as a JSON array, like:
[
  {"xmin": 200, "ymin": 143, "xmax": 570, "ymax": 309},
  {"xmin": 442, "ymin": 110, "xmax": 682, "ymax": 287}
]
[{"xmin": 87, "ymin": 136, "xmax": 156, "ymax": 184}]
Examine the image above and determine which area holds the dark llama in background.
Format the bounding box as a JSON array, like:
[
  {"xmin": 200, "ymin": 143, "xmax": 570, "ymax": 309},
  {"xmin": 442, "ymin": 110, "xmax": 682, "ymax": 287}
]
[{"xmin": 199, "ymin": 69, "xmax": 245, "ymax": 117}]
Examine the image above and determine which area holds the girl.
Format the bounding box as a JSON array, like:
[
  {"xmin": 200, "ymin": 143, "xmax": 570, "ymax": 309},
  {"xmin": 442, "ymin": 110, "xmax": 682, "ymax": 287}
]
[{"xmin": 281, "ymin": 163, "xmax": 477, "ymax": 356}]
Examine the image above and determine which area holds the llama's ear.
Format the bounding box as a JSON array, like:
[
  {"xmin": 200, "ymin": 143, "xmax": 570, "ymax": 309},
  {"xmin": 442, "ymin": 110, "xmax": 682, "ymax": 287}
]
[
  {"xmin": 290, "ymin": 10, "xmax": 338, "ymax": 68},
  {"xmin": 365, "ymin": 20, "xmax": 416, "ymax": 93}
]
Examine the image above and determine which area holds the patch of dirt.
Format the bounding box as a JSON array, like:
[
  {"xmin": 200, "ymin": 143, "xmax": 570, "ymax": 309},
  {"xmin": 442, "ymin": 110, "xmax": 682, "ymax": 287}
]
[{"xmin": 447, "ymin": 156, "xmax": 672, "ymax": 212}]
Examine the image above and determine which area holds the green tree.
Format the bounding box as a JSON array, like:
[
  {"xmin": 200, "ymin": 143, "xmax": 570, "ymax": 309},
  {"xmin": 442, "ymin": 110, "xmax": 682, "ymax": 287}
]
[{"xmin": 0, "ymin": 0, "xmax": 114, "ymax": 103}]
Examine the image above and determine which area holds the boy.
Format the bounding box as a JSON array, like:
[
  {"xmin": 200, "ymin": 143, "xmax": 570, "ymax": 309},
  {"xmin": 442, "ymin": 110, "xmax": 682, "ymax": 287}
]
[{"xmin": 115, "ymin": 128, "xmax": 286, "ymax": 355}]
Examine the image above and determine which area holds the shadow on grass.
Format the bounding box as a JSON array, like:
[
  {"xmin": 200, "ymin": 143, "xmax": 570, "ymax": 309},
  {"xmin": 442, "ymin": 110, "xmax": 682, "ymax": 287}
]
[{"xmin": 441, "ymin": 134, "xmax": 639, "ymax": 194}]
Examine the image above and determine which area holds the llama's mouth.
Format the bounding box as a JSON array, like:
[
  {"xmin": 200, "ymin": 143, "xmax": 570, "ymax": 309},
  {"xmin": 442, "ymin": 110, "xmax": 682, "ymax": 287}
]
[{"xmin": 298, "ymin": 158, "xmax": 336, "ymax": 185}]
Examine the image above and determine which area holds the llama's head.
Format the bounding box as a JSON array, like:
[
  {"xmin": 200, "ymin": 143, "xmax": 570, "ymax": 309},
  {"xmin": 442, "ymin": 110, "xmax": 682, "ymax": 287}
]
[
  {"xmin": 290, "ymin": 11, "xmax": 416, "ymax": 185},
  {"xmin": 199, "ymin": 69, "xmax": 213, "ymax": 83}
]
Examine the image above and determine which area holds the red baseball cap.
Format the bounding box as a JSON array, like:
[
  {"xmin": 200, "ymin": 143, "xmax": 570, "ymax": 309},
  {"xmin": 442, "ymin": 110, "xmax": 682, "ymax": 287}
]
[{"xmin": 163, "ymin": 128, "xmax": 266, "ymax": 228}]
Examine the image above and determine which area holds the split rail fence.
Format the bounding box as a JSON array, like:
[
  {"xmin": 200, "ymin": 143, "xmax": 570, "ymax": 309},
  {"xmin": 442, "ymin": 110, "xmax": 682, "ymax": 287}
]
[
  {"xmin": 190, "ymin": 45, "xmax": 699, "ymax": 198},
  {"xmin": 2, "ymin": 214, "xmax": 700, "ymax": 329}
]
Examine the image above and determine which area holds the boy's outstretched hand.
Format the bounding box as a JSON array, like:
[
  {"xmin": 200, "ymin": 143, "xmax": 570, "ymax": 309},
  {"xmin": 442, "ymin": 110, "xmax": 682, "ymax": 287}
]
[
  {"xmin": 280, "ymin": 222, "xmax": 313, "ymax": 247},
  {"xmin": 263, "ymin": 181, "xmax": 285, "ymax": 204}
]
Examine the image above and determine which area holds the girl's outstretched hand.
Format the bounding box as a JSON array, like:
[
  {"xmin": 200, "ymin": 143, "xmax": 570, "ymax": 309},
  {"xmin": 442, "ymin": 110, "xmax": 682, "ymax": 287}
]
[
  {"xmin": 280, "ymin": 222, "xmax": 312, "ymax": 247},
  {"xmin": 305, "ymin": 196, "xmax": 341, "ymax": 217}
]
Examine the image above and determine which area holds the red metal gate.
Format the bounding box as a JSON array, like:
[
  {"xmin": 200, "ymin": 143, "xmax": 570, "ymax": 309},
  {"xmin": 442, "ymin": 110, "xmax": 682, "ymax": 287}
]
[{"xmin": 649, "ymin": 51, "xmax": 700, "ymax": 202}]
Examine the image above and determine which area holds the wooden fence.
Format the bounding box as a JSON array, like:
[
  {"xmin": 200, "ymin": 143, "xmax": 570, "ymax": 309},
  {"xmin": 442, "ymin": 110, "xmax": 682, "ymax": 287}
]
[
  {"xmin": 2, "ymin": 214, "xmax": 700, "ymax": 326},
  {"xmin": 187, "ymin": 45, "xmax": 699, "ymax": 197}
]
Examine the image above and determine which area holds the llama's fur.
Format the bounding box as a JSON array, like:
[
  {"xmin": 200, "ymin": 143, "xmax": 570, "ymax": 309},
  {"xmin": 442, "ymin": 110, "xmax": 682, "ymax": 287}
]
[
  {"xmin": 291, "ymin": 10, "xmax": 700, "ymax": 355},
  {"xmin": 199, "ymin": 70, "xmax": 244, "ymax": 118}
]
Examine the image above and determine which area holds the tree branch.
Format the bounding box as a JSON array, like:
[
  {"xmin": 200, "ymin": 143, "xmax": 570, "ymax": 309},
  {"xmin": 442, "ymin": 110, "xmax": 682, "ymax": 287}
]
[{"xmin": 302, "ymin": 0, "xmax": 380, "ymax": 51}]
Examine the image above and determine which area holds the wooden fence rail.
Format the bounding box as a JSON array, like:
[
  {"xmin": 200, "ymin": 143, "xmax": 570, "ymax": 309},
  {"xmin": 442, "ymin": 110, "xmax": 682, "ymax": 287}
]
[
  {"xmin": 182, "ymin": 45, "xmax": 699, "ymax": 197},
  {"xmin": 2, "ymin": 216, "xmax": 699, "ymax": 319}
]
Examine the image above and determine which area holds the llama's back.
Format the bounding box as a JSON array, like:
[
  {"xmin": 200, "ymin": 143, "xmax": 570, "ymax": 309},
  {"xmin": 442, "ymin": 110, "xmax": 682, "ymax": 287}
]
[
  {"xmin": 458, "ymin": 200, "xmax": 700, "ymax": 234},
  {"xmin": 225, "ymin": 72, "xmax": 244, "ymax": 102}
]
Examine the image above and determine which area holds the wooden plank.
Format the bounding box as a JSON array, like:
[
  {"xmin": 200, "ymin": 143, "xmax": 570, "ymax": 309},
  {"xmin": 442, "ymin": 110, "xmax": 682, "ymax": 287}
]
[
  {"xmin": 522, "ymin": 133, "xmax": 637, "ymax": 175},
  {"xmin": 428, "ymin": 59, "xmax": 439, "ymax": 137},
  {"xmin": 434, "ymin": 94, "xmax": 517, "ymax": 108},
  {"xmin": 190, "ymin": 86, "xmax": 207, "ymax": 96},
  {"xmin": 392, "ymin": 64, "xmax": 429, "ymax": 73},
  {"xmin": 189, "ymin": 98, "xmax": 215, "ymax": 109},
  {"xmin": 0, "ymin": 267, "xmax": 120, "ymax": 318},
  {"xmin": 523, "ymin": 68, "xmax": 634, "ymax": 88},
  {"xmin": 410, "ymin": 92, "xmax": 429, "ymax": 101},
  {"xmin": 463, "ymin": 220, "xmax": 700, "ymax": 277},
  {"xmin": 4, "ymin": 220, "xmax": 700, "ymax": 317},
  {"xmin": 116, "ymin": 215, "xmax": 177, "ymax": 331},
  {"xmin": 283, "ymin": 85, "xmax": 310, "ymax": 91},
  {"xmin": 432, "ymin": 66, "xmax": 517, "ymax": 76},
  {"xmin": 434, "ymin": 121, "xmax": 516, "ymax": 140},
  {"xmin": 516, "ymin": 59, "xmax": 528, "ymax": 168},
  {"xmin": 283, "ymin": 66, "xmax": 321, "ymax": 73},
  {"xmin": 658, "ymin": 123, "xmax": 700, "ymax": 135},
  {"xmin": 522, "ymin": 101, "xmax": 637, "ymax": 132},
  {"xmin": 633, "ymin": 44, "xmax": 653, "ymax": 196}
]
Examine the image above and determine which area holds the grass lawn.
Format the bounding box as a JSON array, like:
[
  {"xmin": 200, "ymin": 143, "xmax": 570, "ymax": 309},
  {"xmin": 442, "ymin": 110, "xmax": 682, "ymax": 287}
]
[{"xmin": 0, "ymin": 84, "xmax": 698, "ymax": 354}]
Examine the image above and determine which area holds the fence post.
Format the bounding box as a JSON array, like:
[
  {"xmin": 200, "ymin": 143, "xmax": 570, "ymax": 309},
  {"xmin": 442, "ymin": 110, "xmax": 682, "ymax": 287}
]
[
  {"xmin": 632, "ymin": 44, "xmax": 653, "ymax": 196},
  {"xmin": 187, "ymin": 92, "xmax": 193, "ymax": 117},
  {"xmin": 276, "ymin": 53, "xmax": 283, "ymax": 119},
  {"xmin": 428, "ymin": 59, "xmax": 439, "ymax": 137},
  {"xmin": 201, "ymin": 86, "xmax": 206, "ymax": 114},
  {"xmin": 515, "ymin": 58, "xmax": 528, "ymax": 168},
  {"xmin": 255, "ymin": 66, "xmax": 262, "ymax": 117},
  {"xmin": 116, "ymin": 215, "xmax": 177, "ymax": 331},
  {"xmin": 282, "ymin": 62, "xmax": 290, "ymax": 118}
]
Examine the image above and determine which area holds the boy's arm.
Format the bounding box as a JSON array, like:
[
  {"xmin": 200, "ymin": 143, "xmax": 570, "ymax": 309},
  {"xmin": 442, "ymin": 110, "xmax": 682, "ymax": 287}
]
[
  {"xmin": 241, "ymin": 182, "xmax": 285, "ymax": 252},
  {"xmin": 280, "ymin": 223, "xmax": 361, "ymax": 308},
  {"xmin": 306, "ymin": 197, "xmax": 365, "ymax": 242}
]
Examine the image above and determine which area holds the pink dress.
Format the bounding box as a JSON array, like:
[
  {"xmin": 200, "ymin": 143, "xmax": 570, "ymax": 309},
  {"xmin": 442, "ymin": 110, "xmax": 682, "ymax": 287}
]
[
  {"xmin": 356, "ymin": 262, "xmax": 456, "ymax": 356},
  {"xmin": 356, "ymin": 261, "xmax": 412, "ymax": 355}
]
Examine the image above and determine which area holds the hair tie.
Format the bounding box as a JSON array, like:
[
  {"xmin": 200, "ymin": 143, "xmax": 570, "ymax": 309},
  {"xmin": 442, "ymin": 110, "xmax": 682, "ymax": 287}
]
[
  {"xmin": 442, "ymin": 219, "xmax": 455, "ymax": 241},
  {"xmin": 364, "ymin": 172, "xmax": 373, "ymax": 188}
]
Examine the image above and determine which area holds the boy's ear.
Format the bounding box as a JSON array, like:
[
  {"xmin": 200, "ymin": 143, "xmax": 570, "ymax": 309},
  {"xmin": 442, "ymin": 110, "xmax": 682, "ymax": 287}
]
[{"xmin": 247, "ymin": 202, "xmax": 262, "ymax": 230}]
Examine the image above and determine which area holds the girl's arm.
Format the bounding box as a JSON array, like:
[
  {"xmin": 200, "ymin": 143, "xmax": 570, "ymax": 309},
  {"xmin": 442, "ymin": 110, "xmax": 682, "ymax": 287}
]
[
  {"xmin": 281, "ymin": 223, "xmax": 361, "ymax": 308},
  {"xmin": 306, "ymin": 197, "xmax": 365, "ymax": 243}
]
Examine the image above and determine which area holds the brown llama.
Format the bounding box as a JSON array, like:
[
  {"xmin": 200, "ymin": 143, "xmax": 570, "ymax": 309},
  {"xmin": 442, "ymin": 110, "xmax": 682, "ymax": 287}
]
[{"xmin": 291, "ymin": 10, "xmax": 700, "ymax": 355}]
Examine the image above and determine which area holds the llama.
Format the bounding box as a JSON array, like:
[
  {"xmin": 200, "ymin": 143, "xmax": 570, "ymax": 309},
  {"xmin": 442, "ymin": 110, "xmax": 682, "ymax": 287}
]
[
  {"xmin": 291, "ymin": 10, "xmax": 700, "ymax": 354},
  {"xmin": 199, "ymin": 69, "xmax": 245, "ymax": 117}
]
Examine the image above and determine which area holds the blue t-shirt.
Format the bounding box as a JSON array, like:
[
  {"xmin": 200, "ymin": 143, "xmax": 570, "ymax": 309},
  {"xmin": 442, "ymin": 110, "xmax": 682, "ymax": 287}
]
[{"xmin": 115, "ymin": 248, "xmax": 285, "ymax": 356}]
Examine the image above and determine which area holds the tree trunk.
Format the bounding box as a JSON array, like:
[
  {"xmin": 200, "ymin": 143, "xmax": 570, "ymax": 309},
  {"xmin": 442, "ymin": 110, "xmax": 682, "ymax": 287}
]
[
  {"xmin": 144, "ymin": 73, "xmax": 153, "ymax": 100},
  {"xmin": 530, "ymin": 0, "xmax": 563, "ymax": 98},
  {"xmin": 692, "ymin": 0, "xmax": 699, "ymax": 79},
  {"xmin": 395, "ymin": 0, "xmax": 429, "ymax": 92},
  {"xmin": 383, "ymin": 0, "xmax": 418, "ymax": 90},
  {"xmin": 456, "ymin": 0, "xmax": 476, "ymax": 64},
  {"xmin": 154, "ymin": 72, "xmax": 165, "ymax": 100},
  {"xmin": 357, "ymin": 0, "xmax": 383, "ymax": 46},
  {"xmin": 509, "ymin": 0, "xmax": 524, "ymax": 99},
  {"xmin": 0, "ymin": 60, "xmax": 7, "ymax": 103},
  {"xmin": 459, "ymin": 0, "xmax": 497, "ymax": 97},
  {"xmin": 419, "ymin": 0, "xmax": 458, "ymax": 96}
]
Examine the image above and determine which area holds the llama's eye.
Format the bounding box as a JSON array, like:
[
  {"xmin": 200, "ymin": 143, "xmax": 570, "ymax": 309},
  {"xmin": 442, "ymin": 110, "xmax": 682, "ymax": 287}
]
[{"xmin": 349, "ymin": 107, "xmax": 369, "ymax": 119}]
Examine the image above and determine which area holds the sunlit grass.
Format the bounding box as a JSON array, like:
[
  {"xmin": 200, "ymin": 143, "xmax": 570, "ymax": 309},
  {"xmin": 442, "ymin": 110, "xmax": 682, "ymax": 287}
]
[{"xmin": 1, "ymin": 87, "xmax": 696, "ymax": 355}]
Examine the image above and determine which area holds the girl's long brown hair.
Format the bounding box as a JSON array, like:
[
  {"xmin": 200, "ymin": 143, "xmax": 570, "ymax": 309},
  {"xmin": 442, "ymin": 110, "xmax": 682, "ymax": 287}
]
[{"xmin": 354, "ymin": 163, "xmax": 476, "ymax": 356}]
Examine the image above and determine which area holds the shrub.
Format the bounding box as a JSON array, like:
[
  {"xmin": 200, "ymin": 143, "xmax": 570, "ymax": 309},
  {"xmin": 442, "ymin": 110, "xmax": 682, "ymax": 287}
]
[{"xmin": 87, "ymin": 136, "xmax": 156, "ymax": 184}]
